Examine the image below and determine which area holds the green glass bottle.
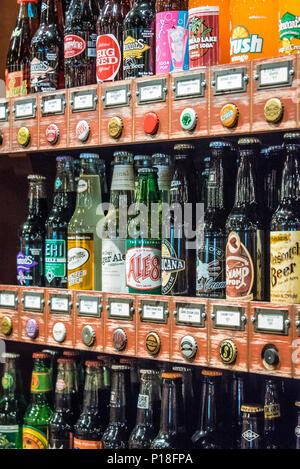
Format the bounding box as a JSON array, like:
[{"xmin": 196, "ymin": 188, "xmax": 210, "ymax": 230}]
[
  {"xmin": 0, "ymin": 353, "xmax": 23, "ymax": 449},
  {"xmin": 126, "ymin": 167, "xmax": 162, "ymax": 294},
  {"xmin": 23, "ymin": 353, "xmax": 53, "ymax": 449}
]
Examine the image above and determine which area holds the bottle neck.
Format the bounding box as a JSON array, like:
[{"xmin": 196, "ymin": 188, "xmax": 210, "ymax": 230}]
[
  {"xmin": 159, "ymin": 379, "xmax": 178, "ymax": 433},
  {"xmin": 233, "ymin": 151, "xmax": 257, "ymax": 207},
  {"xmin": 82, "ymin": 369, "xmax": 99, "ymax": 412},
  {"xmin": 40, "ymin": 0, "xmax": 57, "ymax": 25},
  {"xmin": 280, "ymin": 145, "xmax": 300, "ymax": 204},
  {"xmin": 75, "ymin": 174, "xmax": 101, "ymax": 210},
  {"xmin": 109, "ymin": 371, "xmax": 127, "ymax": 424},
  {"xmin": 136, "ymin": 174, "xmax": 160, "ymax": 205},
  {"xmin": 232, "ymin": 376, "xmax": 245, "ymax": 423},
  {"xmin": 110, "ymin": 163, "xmax": 135, "ymax": 210},
  {"xmin": 27, "ymin": 182, "xmax": 47, "ymax": 218},
  {"xmin": 207, "ymin": 150, "xmax": 225, "ymax": 210},
  {"xmin": 1, "ymin": 360, "xmax": 17, "ymax": 397},
  {"xmin": 136, "ymin": 374, "xmax": 158, "ymax": 426},
  {"xmin": 203, "ymin": 377, "xmax": 218, "ymax": 433},
  {"xmin": 18, "ymin": 3, "xmax": 30, "ymax": 22},
  {"xmin": 54, "ymin": 365, "xmax": 76, "ymax": 411}
]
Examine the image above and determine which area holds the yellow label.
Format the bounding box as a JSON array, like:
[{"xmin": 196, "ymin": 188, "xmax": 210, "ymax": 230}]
[
  {"xmin": 23, "ymin": 426, "xmax": 48, "ymax": 449},
  {"xmin": 67, "ymin": 233, "xmax": 94, "ymax": 290},
  {"xmin": 270, "ymin": 231, "xmax": 300, "ymax": 303},
  {"xmin": 264, "ymin": 403, "xmax": 281, "ymax": 419}
]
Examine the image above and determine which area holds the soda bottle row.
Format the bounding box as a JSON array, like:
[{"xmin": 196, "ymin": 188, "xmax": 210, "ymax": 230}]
[
  {"xmin": 1, "ymin": 349, "xmax": 300, "ymax": 449},
  {"xmin": 5, "ymin": 0, "xmax": 300, "ymax": 97}
]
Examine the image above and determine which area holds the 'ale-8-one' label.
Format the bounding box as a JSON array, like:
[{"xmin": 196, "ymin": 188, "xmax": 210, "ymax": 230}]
[
  {"xmin": 68, "ymin": 233, "xmax": 94, "ymax": 290},
  {"xmin": 45, "ymin": 239, "xmax": 66, "ymax": 284},
  {"xmin": 126, "ymin": 239, "xmax": 161, "ymax": 294},
  {"xmin": 270, "ymin": 231, "xmax": 300, "ymax": 304},
  {"xmin": 102, "ymin": 239, "xmax": 128, "ymax": 293}
]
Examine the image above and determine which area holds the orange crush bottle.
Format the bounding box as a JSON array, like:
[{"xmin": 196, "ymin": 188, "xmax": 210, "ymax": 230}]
[
  {"xmin": 279, "ymin": 0, "xmax": 300, "ymax": 55},
  {"xmin": 188, "ymin": 0, "xmax": 230, "ymax": 66},
  {"xmin": 230, "ymin": 0, "xmax": 279, "ymax": 63}
]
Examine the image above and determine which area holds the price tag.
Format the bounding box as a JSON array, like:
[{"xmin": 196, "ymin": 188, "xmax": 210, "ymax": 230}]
[
  {"xmin": 0, "ymin": 292, "xmax": 16, "ymax": 309},
  {"xmin": 178, "ymin": 307, "xmax": 201, "ymax": 324},
  {"xmin": 212, "ymin": 306, "xmax": 244, "ymax": 331},
  {"xmin": 216, "ymin": 73, "xmax": 243, "ymax": 92},
  {"xmin": 257, "ymin": 61, "xmax": 293, "ymax": 89},
  {"xmin": 23, "ymin": 293, "xmax": 43, "ymax": 312},
  {"xmin": 137, "ymin": 79, "xmax": 167, "ymax": 104},
  {"xmin": 0, "ymin": 104, "xmax": 7, "ymax": 121},
  {"xmin": 71, "ymin": 89, "xmax": 98, "ymax": 112},
  {"xmin": 260, "ymin": 67, "xmax": 288, "ymax": 86},
  {"xmin": 78, "ymin": 296, "xmax": 100, "ymax": 317},
  {"xmin": 142, "ymin": 305, "xmax": 164, "ymax": 321},
  {"xmin": 257, "ymin": 313, "xmax": 284, "ymax": 332},
  {"xmin": 15, "ymin": 99, "xmax": 36, "ymax": 119},
  {"xmin": 110, "ymin": 302, "xmax": 130, "ymax": 318},
  {"xmin": 50, "ymin": 295, "xmax": 70, "ymax": 314},
  {"xmin": 42, "ymin": 96, "xmax": 64, "ymax": 116},
  {"xmin": 174, "ymin": 74, "xmax": 205, "ymax": 100},
  {"xmin": 104, "ymin": 86, "xmax": 129, "ymax": 109},
  {"xmin": 216, "ymin": 310, "xmax": 241, "ymax": 327}
]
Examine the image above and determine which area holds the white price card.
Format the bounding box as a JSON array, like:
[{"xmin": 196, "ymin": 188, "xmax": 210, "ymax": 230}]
[
  {"xmin": 73, "ymin": 94, "xmax": 93, "ymax": 111},
  {"xmin": 176, "ymin": 79, "xmax": 201, "ymax": 98},
  {"xmin": 15, "ymin": 101, "xmax": 33, "ymax": 118},
  {"xmin": 260, "ymin": 67, "xmax": 288, "ymax": 86},
  {"xmin": 142, "ymin": 305, "xmax": 164, "ymax": 321},
  {"xmin": 140, "ymin": 84, "xmax": 162, "ymax": 102},
  {"xmin": 51, "ymin": 297, "xmax": 69, "ymax": 312},
  {"xmin": 216, "ymin": 73, "xmax": 243, "ymax": 92},
  {"xmin": 0, "ymin": 105, "xmax": 6, "ymax": 120},
  {"xmin": 105, "ymin": 88, "xmax": 127, "ymax": 107},
  {"xmin": 0, "ymin": 293, "xmax": 15, "ymax": 308},
  {"xmin": 24, "ymin": 295, "xmax": 41, "ymax": 310},
  {"xmin": 79, "ymin": 298, "xmax": 98, "ymax": 315},
  {"xmin": 257, "ymin": 313, "xmax": 284, "ymax": 332},
  {"xmin": 215, "ymin": 310, "xmax": 241, "ymax": 327},
  {"xmin": 43, "ymin": 98, "xmax": 63, "ymax": 115},
  {"xmin": 110, "ymin": 302, "xmax": 130, "ymax": 318},
  {"xmin": 178, "ymin": 307, "xmax": 201, "ymax": 324}
]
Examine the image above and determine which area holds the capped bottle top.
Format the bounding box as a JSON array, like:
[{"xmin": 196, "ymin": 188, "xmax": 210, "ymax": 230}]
[
  {"xmin": 202, "ymin": 369, "xmax": 223, "ymax": 377},
  {"xmin": 174, "ymin": 143, "xmax": 195, "ymax": 152},
  {"xmin": 85, "ymin": 360, "xmax": 101, "ymax": 367},
  {"xmin": 2, "ymin": 353, "xmax": 20, "ymax": 359},
  {"xmin": 295, "ymin": 401, "xmax": 300, "ymax": 407},
  {"xmin": 57, "ymin": 358, "xmax": 75, "ymax": 364},
  {"xmin": 209, "ymin": 140, "xmax": 233, "ymax": 150},
  {"xmin": 96, "ymin": 359, "xmax": 104, "ymax": 365},
  {"xmin": 27, "ymin": 174, "xmax": 46, "ymax": 182},
  {"xmin": 32, "ymin": 353, "xmax": 49, "ymax": 359},
  {"xmin": 119, "ymin": 357, "xmax": 136, "ymax": 365},
  {"xmin": 172, "ymin": 366, "xmax": 192, "ymax": 373},
  {"xmin": 238, "ymin": 137, "xmax": 261, "ymax": 147},
  {"xmin": 80, "ymin": 153, "xmax": 100, "ymax": 159},
  {"xmin": 111, "ymin": 364, "xmax": 131, "ymax": 371},
  {"xmin": 283, "ymin": 132, "xmax": 300, "ymax": 143},
  {"xmin": 137, "ymin": 167, "xmax": 158, "ymax": 175},
  {"xmin": 140, "ymin": 369, "xmax": 159, "ymax": 375},
  {"xmin": 261, "ymin": 145, "xmax": 283, "ymax": 156},
  {"xmin": 18, "ymin": 0, "xmax": 38, "ymax": 3},
  {"xmin": 63, "ymin": 350, "xmax": 80, "ymax": 358},
  {"xmin": 161, "ymin": 372, "xmax": 182, "ymax": 379},
  {"xmin": 113, "ymin": 151, "xmax": 134, "ymax": 160},
  {"xmin": 241, "ymin": 404, "xmax": 264, "ymax": 413},
  {"xmin": 134, "ymin": 155, "xmax": 152, "ymax": 163},
  {"xmin": 56, "ymin": 156, "xmax": 74, "ymax": 163},
  {"xmin": 152, "ymin": 153, "xmax": 171, "ymax": 164},
  {"xmin": 42, "ymin": 349, "xmax": 59, "ymax": 357}
]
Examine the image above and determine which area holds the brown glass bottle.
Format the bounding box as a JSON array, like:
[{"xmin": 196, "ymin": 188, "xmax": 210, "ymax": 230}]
[
  {"xmin": 119, "ymin": 358, "xmax": 139, "ymax": 431},
  {"xmin": 264, "ymin": 379, "xmax": 281, "ymax": 449},
  {"xmin": 226, "ymin": 138, "xmax": 265, "ymax": 301},
  {"xmin": 128, "ymin": 369, "xmax": 160, "ymax": 448},
  {"xmin": 172, "ymin": 366, "xmax": 195, "ymax": 436},
  {"xmin": 230, "ymin": 372, "xmax": 245, "ymax": 449},
  {"xmin": 101, "ymin": 365, "xmax": 130, "ymax": 449},
  {"xmin": 241, "ymin": 404, "xmax": 264, "ymax": 449},
  {"xmin": 96, "ymin": 0, "xmax": 130, "ymax": 82}
]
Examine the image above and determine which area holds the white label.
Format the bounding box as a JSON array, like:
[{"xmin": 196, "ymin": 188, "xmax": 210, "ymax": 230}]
[
  {"xmin": 137, "ymin": 394, "xmax": 149, "ymax": 410},
  {"xmin": 79, "ymin": 298, "xmax": 98, "ymax": 315},
  {"xmin": 140, "ymin": 84, "xmax": 162, "ymax": 102},
  {"xmin": 15, "ymin": 101, "xmax": 33, "ymax": 118},
  {"xmin": 178, "ymin": 307, "xmax": 201, "ymax": 324},
  {"xmin": 51, "ymin": 297, "xmax": 69, "ymax": 312},
  {"xmin": 43, "ymin": 97, "xmax": 63, "ymax": 115},
  {"xmin": 110, "ymin": 301, "xmax": 130, "ymax": 318},
  {"xmin": 73, "ymin": 94, "xmax": 93, "ymax": 111},
  {"xmin": 0, "ymin": 425, "xmax": 18, "ymax": 432},
  {"xmin": 0, "ymin": 293, "xmax": 15, "ymax": 308},
  {"xmin": 215, "ymin": 309, "xmax": 241, "ymax": 327},
  {"xmin": 216, "ymin": 73, "xmax": 243, "ymax": 92},
  {"xmin": 24, "ymin": 295, "xmax": 41, "ymax": 310},
  {"xmin": 53, "ymin": 322, "xmax": 66, "ymax": 343},
  {"xmin": 102, "ymin": 239, "xmax": 128, "ymax": 294},
  {"xmin": 177, "ymin": 79, "xmax": 201, "ymax": 98},
  {"xmin": 0, "ymin": 105, "xmax": 6, "ymax": 120},
  {"xmin": 257, "ymin": 313, "xmax": 284, "ymax": 332},
  {"xmin": 105, "ymin": 88, "xmax": 127, "ymax": 107},
  {"xmin": 111, "ymin": 165, "xmax": 135, "ymax": 191},
  {"xmin": 260, "ymin": 67, "xmax": 288, "ymax": 86},
  {"xmin": 142, "ymin": 304, "xmax": 164, "ymax": 321}
]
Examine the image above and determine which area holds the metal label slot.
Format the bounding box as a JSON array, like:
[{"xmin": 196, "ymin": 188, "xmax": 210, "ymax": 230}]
[
  {"xmin": 41, "ymin": 95, "xmax": 65, "ymax": 116},
  {"xmin": 256, "ymin": 60, "xmax": 293, "ymax": 90},
  {"xmin": 174, "ymin": 74, "xmax": 205, "ymax": 100},
  {"xmin": 213, "ymin": 68, "xmax": 247, "ymax": 95},
  {"xmin": 71, "ymin": 89, "xmax": 97, "ymax": 112},
  {"xmin": 212, "ymin": 306, "xmax": 245, "ymax": 331},
  {"xmin": 108, "ymin": 298, "xmax": 134, "ymax": 320},
  {"xmin": 137, "ymin": 79, "xmax": 167, "ymax": 105},
  {"xmin": 103, "ymin": 84, "xmax": 130, "ymax": 109},
  {"xmin": 14, "ymin": 98, "xmax": 36, "ymax": 120},
  {"xmin": 140, "ymin": 301, "xmax": 168, "ymax": 324},
  {"xmin": 0, "ymin": 291, "xmax": 17, "ymax": 309},
  {"xmin": 175, "ymin": 303, "xmax": 205, "ymax": 327},
  {"xmin": 50, "ymin": 294, "xmax": 71, "ymax": 315},
  {"xmin": 0, "ymin": 103, "xmax": 9, "ymax": 122},
  {"xmin": 23, "ymin": 292, "xmax": 44, "ymax": 313},
  {"xmin": 254, "ymin": 308, "xmax": 289, "ymax": 335},
  {"xmin": 77, "ymin": 295, "xmax": 101, "ymax": 318}
]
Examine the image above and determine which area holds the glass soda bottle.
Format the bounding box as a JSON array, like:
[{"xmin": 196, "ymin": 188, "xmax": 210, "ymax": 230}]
[
  {"xmin": 23, "ymin": 353, "xmax": 53, "ymax": 449},
  {"xmin": 241, "ymin": 404, "xmax": 264, "ymax": 449},
  {"xmin": 279, "ymin": 0, "xmax": 300, "ymax": 55},
  {"xmin": 264, "ymin": 379, "xmax": 281, "ymax": 449},
  {"xmin": 152, "ymin": 153, "xmax": 172, "ymax": 204},
  {"xmin": 294, "ymin": 401, "xmax": 300, "ymax": 448}
]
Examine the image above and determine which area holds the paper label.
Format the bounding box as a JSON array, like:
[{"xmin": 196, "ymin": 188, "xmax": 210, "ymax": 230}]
[
  {"xmin": 5, "ymin": 70, "xmax": 27, "ymax": 98},
  {"xmin": 189, "ymin": 6, "xmax": 219, "ymax": 67},
  {"xmin": 126, "ymin": 239, "xmax": 161, "ymax": 294},
  {"xmin": 216, "ymin": 73, "xmax": 242, "ymax": 92},
  {"xmin": 178, "ymin": 307, "xmax": 201, "ymax": 324},
  {"xmin": 142, "ymin": 304, "xmax": 164, "ymax": 321},
  {"xmin": 226, "ymin": 232, "xmax": 254, "ymax": 300},
  {"xmin": 45, "ymin": 240, "xmax": 66, "ymax": 283},
  {"xmin": 105, "ymin": 88, "xmax": 127, "ymax": 107},
  {"xmin": 110, "ymin": 302, "xmax": 130, "ymax": 318},
  {"xmin": 96, "ymin": 34, "xmax": 121, "ymax": 82},
  {"xmin": 68, "ymin": 234, "xmax": 94, "ymax": 290},
  {"xmin": 102, "ymin": 239, "xmax": 128, "ymax": 293},
  {"xmin": 111, "ymin": 165, "xmax": 135, "ymax": 191},
  {"xmin": 23, "ymin": 426, "xmax": 48, "ymax": 449},
  {"xmin": 73, "ymin": 438, "xmax": 102, "ymax": 449},
  {"xmin": 0, "ymin": 425, "xmax": 20, "ymax": 449}
]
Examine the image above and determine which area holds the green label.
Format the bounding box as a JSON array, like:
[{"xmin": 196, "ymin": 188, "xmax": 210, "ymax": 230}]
[
  {"xmin": 45, "ymin": 239, "xmax": 66, "ymax": 283},
  {"xmin": 0, "ymin": 426, "xmax": 20, "ymax": 449},
  {"xmin": 31, "ymin": 372, "xmax": 51, "ymax": 393},
  {"xmin": 280, "ymin": 12, "xmax": 300, "ymax": 40},
  {"xmin": 126, "ymin": 238, "xmax": 161, "ymax": 294},
  {"xmin": 55, "ymin": 178, "xmax": 62, "ymax": 190},
  {"xmin": 2, "ymin": 372, "xmax": 14, "ymax": 390},
  {"xmin": 23, "ymin": 425, "xmax": 48, "ymax": 449}
]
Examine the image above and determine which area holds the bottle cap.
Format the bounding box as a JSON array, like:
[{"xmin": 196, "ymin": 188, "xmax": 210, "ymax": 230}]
[
  {"xmin": 119, "ymin": 358, "xmax": 136, "ymax": 365},
  {"xmin": 112, "ymin": 328, "xmax": 127, "ymax": 352},
  {"xmin": 56, "ymin": 156, "xmax": 73, "ymax": 162},
  {"xmin": 283, "ymin": 132, "xmax": 300, "ymax": 142},
  {"xmin": 111, "ymin": 364, "xmax": 131, "ymax": 371},
  {"xmin": 180, "ymin": 108, "xmax": 198, "ymax": 131},
  {"xmin": 32, "ymin": 353, "xmax": 49, "ymax": 359},
  {"xmin": 174, "ymin": 143, "xmax": 195, "ymax": 152},
  {"xmin": 113, "ymin": 151, "xmax": 134, "ymax": 162},
  {"xmin": 202, "ymin": 369, "xmax": 223, "ymax": 376},
  {"xmin": 238, "ymin": 137, "xmax": 261, "ymax": 147},
  {"xmin": 1, "ymin": 353, "xmax": 20, "ymax": 359},
  {"xmin": 180, "ymin": 335, "xmax": 198, "ymax": 360},
  {"xmin": 145, "ymin": 331, "xmax": 161, "ymax": 356},
  {"xmin": 17, "ymin": 127, "xmax": 30, "ymax": 146},
  {"xmin": 81, "ymin": 325, "xmax": 96, "ymax": 347},
  {"xmin": 80, "ymin": 153, "xmax": 99, "ymax": 159},
  {"xmin": 140, "ymin": 369, "xmax": 159, "ymax": 375},
  {"xmin": 209, "ymin": 140, "xmax": 233, "ymax": 149},
  {"xmin": 172, "ymin": 366, "xmax": 192, "ymax": 373},
  {"xmin": 27, "ymin": 174, "xmax": 46, "ymax": 182},
  {"xmin": 26, "ymin": 319, "xmax": 39, "ymax": 339},
  {"xmin": 46, "ymin": 123, "xmax": 60, "ymax": 145},
  {"xmin": 161, "ymin": 372, "xmax": 182, "ymax": 379},
  {"xmin": 264, "ymin": 98, "xmax": 284, "ymax": 123},
  {"xmin": 85, "ymin": 360, "xmax": 101, "ymax": 367},
  {"xmin": 241, "ymin": 404, "xmax": 264, "ymax": 413},
  {"xmin": 220, "ymin": 103, "xmax": 239, "ymax": 128},
  {"xmin": 63, "ymin": 350, "xmax": 80, "ymax": 358},
  {"xmin": 1, "ymin": 317, "xmax": 12, "ymax": 336},
  {"xmin": 144, "ymin": 112, "xmax": 159, "ymax": 135},
  {"xmin": 108, "ymin": 116, "xmax": 124, "ymax": 139},
  {"xmin": 52, "ymin": 322, "xmax": 67, "ymax": 343},
  {"xmin": 57, "ymin": 358, "xmax": 75, "ymax": 364},
  {"xmin": 76, "ymin": 120, "xmax": 90, "ymax": 142},
  {"xmin": 295, "ymin": 401, "xmax": 300, "ymax": 407},
  {"xmin": 96, "ymin": 359, "xmax": 104, "ymax": 365},
  {"xmin": 219, "ymin": 339, "xmax": 238, "ymax": 364},
  {"xmin": 152, "ymin": 153, "xmax": 171, "ymax": 165},
  {"xmin": 137, "ymin": 167, "xmax": 157, "ymax": 175}
]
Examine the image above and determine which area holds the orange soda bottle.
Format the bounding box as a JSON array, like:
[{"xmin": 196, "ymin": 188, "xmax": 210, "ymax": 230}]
[
  {"xmin": 230, "ymin": 0, "xmax": 279, "ymax": 63},
  {"xmin": 188, "ymin": 0, "xmax": 230, "ymax": 66},
  {"xmin": 279, "ymin": 0, "xmax": 300, "ymax": 55}
]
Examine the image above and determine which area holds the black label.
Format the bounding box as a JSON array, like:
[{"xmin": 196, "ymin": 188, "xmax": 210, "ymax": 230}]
[
  {"xmin": 17, "ymin": 243, "xmax": 44, "ymax": 287},
  {"xmin": 162, "ymin": 239, "xmax": 186, "ymax": 295},
  {"xmin": 196, "ymin": 235, "xmax": 226, "ymax": 298},
  {"xmin": 123, "ymin": 27, "xmax": 155, "ymax": 79}
]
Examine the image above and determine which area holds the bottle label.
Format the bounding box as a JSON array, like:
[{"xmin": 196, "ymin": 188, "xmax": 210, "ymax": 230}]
[
  {"xmin": 45, "ymin": 240, "xmax": 67, "ymax": 284},
  {"xmin": 64, "ymin": 34, "xmax": 87, "ymax": 59},
  {"xmin": 156, "ymin": 165, "xmax": 171, "ymax": 192},
  {"xmin": 68, "ymin": 233, "xmax": 94, "ymax": 290},
  {"xmin": 88, "ymin": 33, "xmax": 97, "ymax": 58},
  {"xmin": 230, "ymin": 26, "xmax": 263, "ymax": 63},
  {"xmin": 270, "ymin": 231, "xmax": 300, "ymax": 303},
  {"xmin": 73, "ymin": 438, "xmax": 102, "ymax": 449},
  {"xmin": 161, "ymin": 238, "xmax": 186, "ymax": 295},
  {"xmin": 156, "ymin": 11, "xmax": 189, "ymax": 74},
  {"xmin": 123, "ymin": 27, "xmax": 155, "ymax": 78},
  {"xmin": 23, "ymin": 426, "xmax": 48, "ymax": 449},
  {"xmin": 126, "ymin": 239, "xmax": 161, "ymax": 294},
  {"xmin": 17, "ymin": 247, "xmax": 43, "ymax": 286},
  {"xmin": 264, "ymin": 403, "xmax": 280, "ymax": 419},
  {"xmin": 0, "ymin": 425, "xmax": 20, "ymax": 449},
  {"xmin": 2, "ymin": 372, "xmax": 14, "ymax": 390},
  {"xmin": 279, "ymin": 12, "xmax": 300, "ymax": 54},
  {"xmin": 5, "ymin": 70, "xmax": 27, "ymax": 98},
  {"xmin": 226, "ymin": 232, "xmax": 254, "ymax": 300},
  {"xmin": 111, "ymin": 165, "xmax": 135, "ymax": 191},
  {"xmin": 30, "ymin": 51, "xmax": 59, "ymax": 93},
  {"xmin": 77, "ymin": 179, "xmax": 88, "ymax": 194},
  {"xmin": 196, "ymin": 236, "xmax": 226, "ymax": 298},
  {"xmin": 55, "ymin": 379, "xmax": 66, "ymax": 391},
  {"xmin": 96, "ymin": 34, "xmax": 121, "ymax": 82},
  {"xmin": 137, "ymin": 394, "xmax": 149, "ymax": 410},
  {"xmin": 102, "ymin": 239, "xmax": 128, "ymax": 293},
  {"xmin": 295, "ymin": 426, "xmax": 300, "ymax": 437},
  {"xmin": 189, "ymin": 6, "xmax": 219, "ymax": 67},
  {"xmin": 30, "ymin": 371, "xmax": 52, "ymax": 393},
  {"xmin": 55, "ymin": 178, "xmax": 62, "ymax": 190},
  {"xmin": 110, "ymin": 390, "xmax": 120, "ymax": 408}
]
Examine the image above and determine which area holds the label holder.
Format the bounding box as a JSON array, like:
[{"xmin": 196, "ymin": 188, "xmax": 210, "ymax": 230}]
[
  {"xmin": 103, "ymin": 84, "xmax": 130, "ymax": 109},
  {"xmin": 0, "ymin": 102, "xmax": 9, "ymax": 122},
  {"xmin": 175, "ymin": 302, "xmax": 206, "ymax": 327},
  {"xmin": 253, "ymin": 308, "xmax": 289, "ymax": 335},
  {"xmin": 14, "ymin": 97, "xmax": 37, "ymax": 120},
  {"xmin": 22, "ymin": 292, "xmax": 44, "ymax": 313},
  {"xmin": 173, "ymin": 73, "xmax": 205, "ymax": 100},
  {"xmin": 107, "ymin": 298, "xmax": 134, "ymax": 321},
  {"xmin": 77, "ymin": 295, "xmax": 101, "ymax": 318},
  {"xmin": 212, "ymin": 305, "xmax": 246, "ymax": 331},
  {"xmin": 212, "ymin": 68, "xmax": 247, "ymax": 96},
  {"xmin": 256, "ymin": 60, "xmax": 294, "ymax": 90},
  {"xmin": 49, "ymin": 294, "xmax": 72, "ymax": 315},
  {"xmin": 0, "ymin": 290, "xmax": 18, "ymax": 310},
  {"xmin": 71, "ymin": 89, "xmax": 97, "ymax": 113},
  {"xmin": 41, "ymin": 94, "xmax": 66, "ymax": 116},
  {"xmin": 140, "ymin": 300, "xmax": 168, "ymax": 325},
  {"xmin": 137, "ymin": 78, "xmax": 167, "ymax": 105}
]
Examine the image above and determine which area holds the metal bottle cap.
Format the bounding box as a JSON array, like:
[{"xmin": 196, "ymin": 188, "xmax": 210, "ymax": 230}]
[
  {"xmin": 180, "ymin": 335, "xmax": 198, "ymax": 360},
  {"xmin": 180, "ymin": 108, "xmax": 198, "ymax": 131},
  {"xmin": 53, "ymin": 322, "xmax": 67, "ymax": 343},
  {"xmin": 145, "ymin": 331, "xmax": 161, "ymax": 356},
  {"xmin": 263, "ymin": 346, "xmax": 279, "ymax": 367},
  {"xmin": 219, "ymin": 339, "xmax": 238, "ymax": 364},
  {"xmin": 144, "ymin": 112, "xmax": 159, "ymax": 135},
  {"xmin": 46, "ymin": 123, "xmax": 60, "ymax": 145},
  {"xmin": 241, "ymin": 404, "xmax": 264, "ymax": 413},
  {"xmin": 76, "ymin": 120, "xmax": 90, "ymax": 142},
  {"xmin": 264, "ymin": 98, "xmax": 284, "ymax": 123},
  {"xmin": 1, "ymin": 316, "xmax": 12, "ymax": 336},
  {"xmin": 108, "ymin": 116, "xmax": 124, "ymax": 139},
  {"xmin": 17, "ymin": 127, "xmax": 30, "ymax": 146},
  {"xmin": 112, "ymin": 328, "xmax": 127, "ymax": 352},
  {"xmin": 26, "ymin": 319, "xmax": 39, "ymax": 339},
  {"xmin": 220, "ymin": 103, "xmax": 239, "ymax": 128},
  {"xmin": 81, "ymin": 325, "xmax": 96, "ymax": 347}
]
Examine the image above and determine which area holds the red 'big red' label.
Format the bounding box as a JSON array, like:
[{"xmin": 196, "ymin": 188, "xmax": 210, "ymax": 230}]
[
  {"xmin": 126, "ymin": 239, "xmax": 161, "ymax": 294},
  {"xmin": 226, "ymin": 231, "xmax": 254, "ymax": 300},
  {"xmin": 64, "ymin": 35, "xmax": 86, "ymax": 59},
  {"xmin": 96, "ymin": 34, "xmax": 121, "ymax": 82}
]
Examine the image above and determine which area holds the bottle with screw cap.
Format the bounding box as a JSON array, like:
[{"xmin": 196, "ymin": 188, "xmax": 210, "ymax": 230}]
[{"xmin": 241, "ymin": 404, "xmax": 264, "ymax": 449}]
